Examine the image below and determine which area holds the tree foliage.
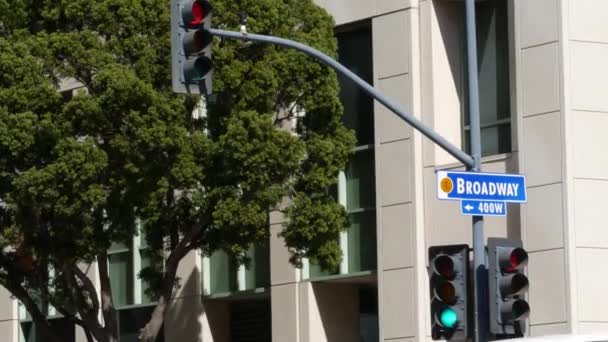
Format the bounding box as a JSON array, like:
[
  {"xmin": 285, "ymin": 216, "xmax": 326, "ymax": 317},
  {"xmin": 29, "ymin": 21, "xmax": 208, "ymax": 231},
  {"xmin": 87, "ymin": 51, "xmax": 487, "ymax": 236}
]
[{"xmin": 0, "ymin": 0, "xmax": 354, "ymax": 341}]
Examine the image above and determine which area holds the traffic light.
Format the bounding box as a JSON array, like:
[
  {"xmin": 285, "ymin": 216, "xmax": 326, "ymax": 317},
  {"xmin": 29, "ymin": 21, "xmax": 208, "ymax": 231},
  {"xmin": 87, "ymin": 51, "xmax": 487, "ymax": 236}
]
[
  {"xmin": 488, "ymin": 238, "xmax": 530, "ymax": 336},
  {"xmin": 171, "ymin": 0, "xmax": 214, "ymax": 94},
  {"xmin": 429, "ymin": 245, "xmax": 470, "ymax": 340}
]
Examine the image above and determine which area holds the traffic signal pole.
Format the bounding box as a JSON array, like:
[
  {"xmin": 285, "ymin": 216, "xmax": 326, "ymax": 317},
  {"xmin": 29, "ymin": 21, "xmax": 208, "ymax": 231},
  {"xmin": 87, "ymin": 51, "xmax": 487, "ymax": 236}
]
[
  {"xmin": 209, "ymin": 17, "xmax": 487, "ymax": 339},
  {"xmin": 464, "ymin": 0, "xmax": 489, "ymax": 340},
  {"xmin": 209, "ymin": 28, "xmax": 475, "ymax": 169}
]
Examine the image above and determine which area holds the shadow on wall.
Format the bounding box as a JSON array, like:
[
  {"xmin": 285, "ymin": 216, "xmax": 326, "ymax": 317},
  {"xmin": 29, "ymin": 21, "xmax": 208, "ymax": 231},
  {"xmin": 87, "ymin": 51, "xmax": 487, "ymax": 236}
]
[
  {"xmin": 165, "ymin": 266, "xmax": 228, "ymax": 342},
  {"xmin": 312, "ymin": 282, "xmax": 360, "ymax": 342}
]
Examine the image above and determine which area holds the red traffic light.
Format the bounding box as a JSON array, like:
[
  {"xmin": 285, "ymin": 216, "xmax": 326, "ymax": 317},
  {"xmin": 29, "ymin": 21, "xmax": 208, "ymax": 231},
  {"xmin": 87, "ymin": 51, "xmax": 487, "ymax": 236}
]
[
  {"xmin": 499, "ymin": 247, "xmax": 528, "ymax": 272},
  {"xmin": 190, "ymin": 1, "xmax": 205, "ymax": 25},
  {"xmin": 182, "ymin": 0, "xmax": 212, "ymax": 28}
]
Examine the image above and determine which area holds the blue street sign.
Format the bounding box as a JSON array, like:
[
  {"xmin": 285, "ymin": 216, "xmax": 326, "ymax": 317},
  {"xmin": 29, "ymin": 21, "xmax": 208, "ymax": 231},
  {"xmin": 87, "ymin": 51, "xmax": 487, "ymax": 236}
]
[
  {"xmin": 437, "ymin": 170, "xmax": 527, "ymax": 203},
  {"xmin": 461, "ymin": 200, "xmax": 507, "ymax": 217}
]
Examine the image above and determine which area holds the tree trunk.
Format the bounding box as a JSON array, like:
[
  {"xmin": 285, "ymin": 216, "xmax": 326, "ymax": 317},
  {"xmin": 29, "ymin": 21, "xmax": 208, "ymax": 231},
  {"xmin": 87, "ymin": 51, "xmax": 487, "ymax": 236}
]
[
  {"xmin": 97, "ymin": 252, "xmax": 119, "ymax": 341},
  {"xmin": 138, "ymin": 295, "xmax": 169, "ymax": 342},
  {"xmin": 138, "ymin": 223, "xmax": 203, "ymax": 342},
  {"xmin": 138, "ymin": 249, "xmax": 183, "ymax": 342}
]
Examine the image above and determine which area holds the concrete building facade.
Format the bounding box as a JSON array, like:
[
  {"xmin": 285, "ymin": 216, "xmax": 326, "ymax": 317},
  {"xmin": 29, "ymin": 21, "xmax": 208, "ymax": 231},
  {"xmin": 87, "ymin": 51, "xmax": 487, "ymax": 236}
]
[{"xmin": 3, "ymin": 0, "xmax": 608, "ymax": 341}]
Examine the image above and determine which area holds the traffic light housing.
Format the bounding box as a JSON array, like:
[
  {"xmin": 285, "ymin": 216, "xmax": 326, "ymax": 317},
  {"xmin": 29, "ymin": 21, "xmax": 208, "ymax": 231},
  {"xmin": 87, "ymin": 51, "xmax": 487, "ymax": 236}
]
[
  {"xmin": 429, "ymin": 244, "xmax": 470, "ymax": 340},
  {"xmin": 171, "ymin": 0, "xmax": 213, "ymax": 94},
  {"xmin": 488, "ymin": 238, "xmax": 530, "ymax": 336}
]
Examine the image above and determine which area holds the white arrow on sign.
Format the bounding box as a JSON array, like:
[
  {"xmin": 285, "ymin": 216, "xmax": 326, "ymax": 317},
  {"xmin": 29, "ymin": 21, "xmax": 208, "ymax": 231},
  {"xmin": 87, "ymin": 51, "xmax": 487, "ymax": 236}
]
[{"xmin": 464, "ymin": 204, "xmax": 474, "ymax": 211}]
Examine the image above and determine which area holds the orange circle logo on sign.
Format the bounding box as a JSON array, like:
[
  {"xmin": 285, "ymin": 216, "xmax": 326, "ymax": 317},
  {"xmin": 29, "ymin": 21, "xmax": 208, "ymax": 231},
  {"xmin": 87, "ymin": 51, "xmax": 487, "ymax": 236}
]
[{"xmin": 440, "ymin": 177, "xmax": 453, "ymax": 194}]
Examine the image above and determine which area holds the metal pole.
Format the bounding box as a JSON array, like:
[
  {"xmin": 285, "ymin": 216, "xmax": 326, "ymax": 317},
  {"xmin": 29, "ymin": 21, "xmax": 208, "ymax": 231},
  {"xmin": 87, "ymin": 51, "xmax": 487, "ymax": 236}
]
[
  {"xmin": 464, "ymin": 0, "xmax": 488, "ymax": 341},
  {"xmin": 209, "ymin": 28, "xmax": 475, "ymax": 169}
]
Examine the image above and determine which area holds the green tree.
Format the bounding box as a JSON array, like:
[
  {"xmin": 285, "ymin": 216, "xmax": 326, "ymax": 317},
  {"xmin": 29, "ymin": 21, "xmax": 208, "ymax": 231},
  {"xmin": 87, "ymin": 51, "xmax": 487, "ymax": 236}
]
[{"xmin": 0, "ymin": 0, "xmax": 354, "ymax": 341}]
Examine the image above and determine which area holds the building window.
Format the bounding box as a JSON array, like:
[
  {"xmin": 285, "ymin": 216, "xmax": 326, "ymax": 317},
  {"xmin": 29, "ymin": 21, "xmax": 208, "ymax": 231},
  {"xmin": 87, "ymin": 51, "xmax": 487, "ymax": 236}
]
[
  {"xmin": 109, "ymin": 241, "xmax": 134, "ymax": 307},
  {"xmin": 306, "ymin": 21, "xmax": 377, "ymax": 279},
  {"xmin": 205, "ymin": 243, "xmax": 270, "ymax": 296},
  {"xmin": 208, "ymin": 250, "xmax": 238, "ymax": 295},
  {"xmin": 337, "ymin": 22, "xmax": 377, "ymax": 274},
  {"xmin": 462, "ymin": 0, "xmax": 512, "ymax": 156}
]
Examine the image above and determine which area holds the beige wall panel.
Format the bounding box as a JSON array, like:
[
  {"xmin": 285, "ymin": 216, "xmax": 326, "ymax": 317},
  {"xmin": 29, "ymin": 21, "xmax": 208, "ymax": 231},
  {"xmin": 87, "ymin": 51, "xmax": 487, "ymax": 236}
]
[
  {"xmin": 165, "ymin": 296, "xmax": 208, "ymax": 342},
  {"xmin": 378, "ymin": 139, "xmax": 412, "ymax": 206},
  {"xmin": 519, "ymin": 0, "xmax": 558, "ymax": 48},
  {"xmin": 570, "ymin": 0, "xmax": 608, "ymax": 43},
  {"xmin": 376, "ymin": 0, "xmax": 416, "ymax": 16},
  {"xmin": 381, "ymin": 203, "xmax": 414, "ymax": 270},
  {"xmin": 382, "ymin": 268, "xmax": 416, "ymax": 339},
  {"xmin": 576, "ymin": 248, "xmax": 608, "ymax": 322},
  {"xmin": 0, "ymin": 320, "xmax": 16, "ymax": 342},
  {"xmin": 529, "ymin": 322, "xmax": 570, "ymax": 336},
  {"xmin": 419, "ymin": 0, "xmax": 436, "ymax": 168},
  {"xmin": 573, "ymin": 111, "xmax": 608, "ymax": 179},
  {"xmin": 300, "ymin": 283, "xmax": 359, "ymax": 342},
  {"xmin": 58, "ymin": 77, "xmax": 83, "ymax": 92},
  {"xmin": 521, "ymin": 43, "xmax": 561, "ymax": 117},
  {"xmin": 269, "ymin": 197, "xmax": 289, "ymax": 225},
  {"xmin": 426, "ymin": 1, "xmax": 466, "ymax": 166},
  {"xmin": 269, "ymin": 210, "xmax": 284, "ymax": 225},
  {"xmin": 574, "ymin": 179, "xmax": 608, "ymax": 248},
  {"xmin": 528, "ymin": 249, "xmax": 568, "ymax": 325},
  {"xmin": 524, "ymin": 183, "xmax": 564, "ymax": 252},
  {"xmin": 272, "ymin": 283, "xmax": 300, "ymax": 342},
  {"xmin": 314, "ymin": 0, "xmax": 375, "ymax": 26},
  {"xmin": 375, "ymin": 74, "xmax": 413, "ymax": 143},
  {"xmin": 373, "ymin": 10, "xmax": 410, "ymax": 79},
  {"xmin": 0, "ymin": 288, "xmax": 14, "ymax": 321},
  {"xmin": 578, "ymin": 322, "xmax": 608, "ymax": 334},
  {"xmin": 571, "ymin": 42, "xmax": 608, "ymax": 112},
  {"xmin": 173, "ymin": 250, "xmax": 201, "ymax": 299},
  {"xmin": 523, "ymin": 112, "xmax": 562, "ymax": 187},
  {"xmin": 481, "ymin": 157, "xmax": 522, "ymax": 241},
  {"xmin": 270, "ymin": 224, "xmax": 298, "ymax": 285}
]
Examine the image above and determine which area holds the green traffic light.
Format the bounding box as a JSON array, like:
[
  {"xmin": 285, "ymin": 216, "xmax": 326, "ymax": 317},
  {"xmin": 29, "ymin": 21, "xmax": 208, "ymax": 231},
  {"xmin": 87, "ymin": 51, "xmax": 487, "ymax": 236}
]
[{"xmin": 440, "ymin": 308, "xmax": 458, "ymax": 328}]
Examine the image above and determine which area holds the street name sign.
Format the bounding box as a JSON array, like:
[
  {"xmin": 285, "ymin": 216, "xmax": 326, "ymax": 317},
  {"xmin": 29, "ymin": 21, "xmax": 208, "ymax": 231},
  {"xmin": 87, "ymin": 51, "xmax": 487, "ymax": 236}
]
[
  {"xmin": 461, "ymin": 200, "xmax": 507, "ymax": 216},
  {"xmin": 437, "ymin": 170, "xmax": 527, "ymax": 203}
]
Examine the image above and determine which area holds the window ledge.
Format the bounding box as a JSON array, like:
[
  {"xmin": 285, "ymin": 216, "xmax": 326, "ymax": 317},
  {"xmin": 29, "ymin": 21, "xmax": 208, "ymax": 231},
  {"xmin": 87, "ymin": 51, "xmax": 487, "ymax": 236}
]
[
  {"xmin": 203, "ymin": 287, "xmax": 269, "ymax": 301},
  {"xmin": 114, "ymin": 302, "xmax": 158, "ymax": 311},
  {"xmin": 308, "ymin": 270, "xmax": 376, "ymax": 284}
]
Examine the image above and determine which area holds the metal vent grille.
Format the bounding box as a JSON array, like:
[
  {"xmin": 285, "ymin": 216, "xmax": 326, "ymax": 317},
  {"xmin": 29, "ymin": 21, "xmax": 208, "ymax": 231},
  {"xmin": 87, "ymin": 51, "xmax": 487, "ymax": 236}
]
[{"xmin": 230, "ymin": 300, "xmax": 271, "ymax": 342}]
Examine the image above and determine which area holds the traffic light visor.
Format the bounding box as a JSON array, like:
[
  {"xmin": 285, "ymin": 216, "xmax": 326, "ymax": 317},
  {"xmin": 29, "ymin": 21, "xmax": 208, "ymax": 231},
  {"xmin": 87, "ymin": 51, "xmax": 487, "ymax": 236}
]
[
  {"xmin": 433, "ymin": 255, "xmax": 456, "ymax": 279},
  {"xmin": 500, "ymin": 299, "xmax": 530, "ymax": 322},
  {"xmin": 183, "ymin": 56, "xmax": 212, "ymax": 82},
  {"xmin": 512, "ymin": 299, "xmax": 530, "ymax": 320},
  {"xmin": 192, "ymin": 58, "xmax": 212, "ymax": 80},
  {"xmin": 183, "ymin": 30, "xmax": 213, "ymax": 55}
]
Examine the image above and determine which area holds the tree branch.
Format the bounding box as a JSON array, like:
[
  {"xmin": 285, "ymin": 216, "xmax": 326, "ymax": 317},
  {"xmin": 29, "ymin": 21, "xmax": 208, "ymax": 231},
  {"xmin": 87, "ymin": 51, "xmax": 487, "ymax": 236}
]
[
  {"xmin": 2, "ymin": 279, "xmax": 62, "ymax": 342},
  {"xmin": 62, "ymin": 265, "xmax": 108, "ymax": 341},
  {"xmin": 138, "ymin": 221, "xmax": 205, "ymax": 342}
]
